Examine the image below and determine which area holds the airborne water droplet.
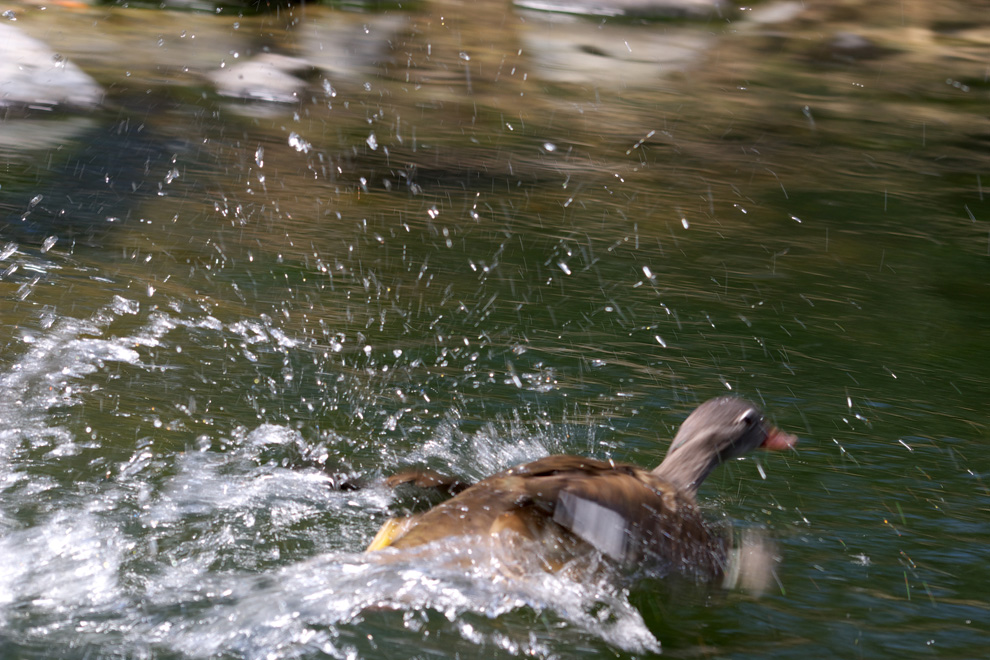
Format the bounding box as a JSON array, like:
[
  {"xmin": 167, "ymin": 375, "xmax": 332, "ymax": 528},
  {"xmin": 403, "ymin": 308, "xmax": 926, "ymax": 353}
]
[{"xmin": 287, "ymin": 133, "xmax": 311, "ymax": 153}]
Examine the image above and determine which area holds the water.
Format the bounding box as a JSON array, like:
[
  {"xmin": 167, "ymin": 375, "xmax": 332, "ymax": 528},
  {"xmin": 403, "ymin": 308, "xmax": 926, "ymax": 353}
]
[{"xmin": 2, "ymin": 0, "xmax": 989, "ymax": 657}]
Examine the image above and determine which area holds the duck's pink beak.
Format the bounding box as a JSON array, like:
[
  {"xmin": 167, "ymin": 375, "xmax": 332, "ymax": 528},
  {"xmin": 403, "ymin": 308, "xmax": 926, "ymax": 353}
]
[{"xmin": 761, "ymin": 427, "xmax": 798, "ymax": 450}]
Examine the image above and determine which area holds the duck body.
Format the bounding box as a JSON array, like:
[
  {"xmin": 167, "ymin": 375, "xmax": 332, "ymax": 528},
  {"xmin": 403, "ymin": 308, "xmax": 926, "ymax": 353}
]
[
  {"xmin": 368, "ymin": 397, "xmax": 796, "ymax": 579},
  {"xmin": 376, "ymin": 455, "xmax": 723, "ymax": 574}
]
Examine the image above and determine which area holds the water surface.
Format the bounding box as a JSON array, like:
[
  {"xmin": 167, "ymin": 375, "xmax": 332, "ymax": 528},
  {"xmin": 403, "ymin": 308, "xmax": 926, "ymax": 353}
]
[{"xmin": 1, "ymin": 0, "xmax": 989, "ymax": 657}]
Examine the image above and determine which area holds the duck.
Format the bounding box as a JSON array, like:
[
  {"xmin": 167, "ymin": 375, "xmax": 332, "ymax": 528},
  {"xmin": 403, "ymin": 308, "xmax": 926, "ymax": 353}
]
[{"xmin": 366, "ymin": 396, "xmax": 796, "ymax": 579}]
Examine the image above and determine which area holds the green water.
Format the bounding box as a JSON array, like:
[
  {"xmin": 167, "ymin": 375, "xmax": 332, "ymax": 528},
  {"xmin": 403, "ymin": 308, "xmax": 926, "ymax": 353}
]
[{"xmin": 1, "ymin": 1, "xmax": 988, "ymax": 657}]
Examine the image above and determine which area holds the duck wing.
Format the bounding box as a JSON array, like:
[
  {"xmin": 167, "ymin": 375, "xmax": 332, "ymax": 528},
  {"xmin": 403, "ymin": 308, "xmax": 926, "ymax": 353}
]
[
  {"xmin": 510, "ymin": 457, "xmax": 724, "ymax": 572},
  {"xmin": 385, "ymin": 468, "xmax": 471, "ymax": 495}
]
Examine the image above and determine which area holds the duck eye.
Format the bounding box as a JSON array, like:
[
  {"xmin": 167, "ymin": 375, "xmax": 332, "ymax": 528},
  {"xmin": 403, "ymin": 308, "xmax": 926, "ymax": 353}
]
[{"xmin": 737, "ymin": 409, "xmax": 759, "ymax": 426}]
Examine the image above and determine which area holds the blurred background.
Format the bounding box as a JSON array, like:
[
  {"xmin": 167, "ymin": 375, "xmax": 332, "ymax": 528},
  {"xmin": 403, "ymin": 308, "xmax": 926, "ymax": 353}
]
[{"xmin": 1, "ymin": 0, "xmax": 988, "ymax": 657}]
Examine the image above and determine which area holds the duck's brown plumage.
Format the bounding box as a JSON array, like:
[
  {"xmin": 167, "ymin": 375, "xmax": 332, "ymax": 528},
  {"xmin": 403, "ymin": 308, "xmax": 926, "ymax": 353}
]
[{"xmin": 369, "ymin": 397, "xmax": 796, "ymax": 577}]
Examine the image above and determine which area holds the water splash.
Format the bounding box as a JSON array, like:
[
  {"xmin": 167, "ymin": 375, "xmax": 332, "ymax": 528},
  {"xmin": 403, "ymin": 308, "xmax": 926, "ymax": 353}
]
[{"xmin": 0, "ymin": 273, "xmax": 665, "ymax": 658}]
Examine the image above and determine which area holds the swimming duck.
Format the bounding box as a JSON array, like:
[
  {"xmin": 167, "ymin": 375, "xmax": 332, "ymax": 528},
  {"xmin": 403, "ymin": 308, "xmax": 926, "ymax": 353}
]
[{"xmin": 367, "ymin": 396, "xmax": 796, "ymax": 578}]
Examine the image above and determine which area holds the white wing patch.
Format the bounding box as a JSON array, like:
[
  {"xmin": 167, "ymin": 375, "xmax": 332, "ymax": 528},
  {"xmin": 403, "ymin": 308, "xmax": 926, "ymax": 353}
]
[{"xmin": 554, "ymin": 491, "xmax": 629, "ymax": 560}]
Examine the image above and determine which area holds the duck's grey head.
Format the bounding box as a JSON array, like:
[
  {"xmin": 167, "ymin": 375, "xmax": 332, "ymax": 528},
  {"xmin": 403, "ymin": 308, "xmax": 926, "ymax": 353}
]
[{"xmin": 653, "ymin": 397, "xmax": 797, "ymax": 494}]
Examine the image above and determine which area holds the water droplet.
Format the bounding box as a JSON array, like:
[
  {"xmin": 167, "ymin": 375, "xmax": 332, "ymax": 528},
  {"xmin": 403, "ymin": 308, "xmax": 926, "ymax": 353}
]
[{"xmin": 287, "ymin": 133, "xmax": 311, "ymax": 153}]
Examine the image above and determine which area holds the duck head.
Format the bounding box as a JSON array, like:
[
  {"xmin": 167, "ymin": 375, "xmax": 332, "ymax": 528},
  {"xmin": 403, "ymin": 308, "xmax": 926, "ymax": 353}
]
[{"xmin": 651, "ymin": 397, "xmax": 797, "ymax": 495}]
